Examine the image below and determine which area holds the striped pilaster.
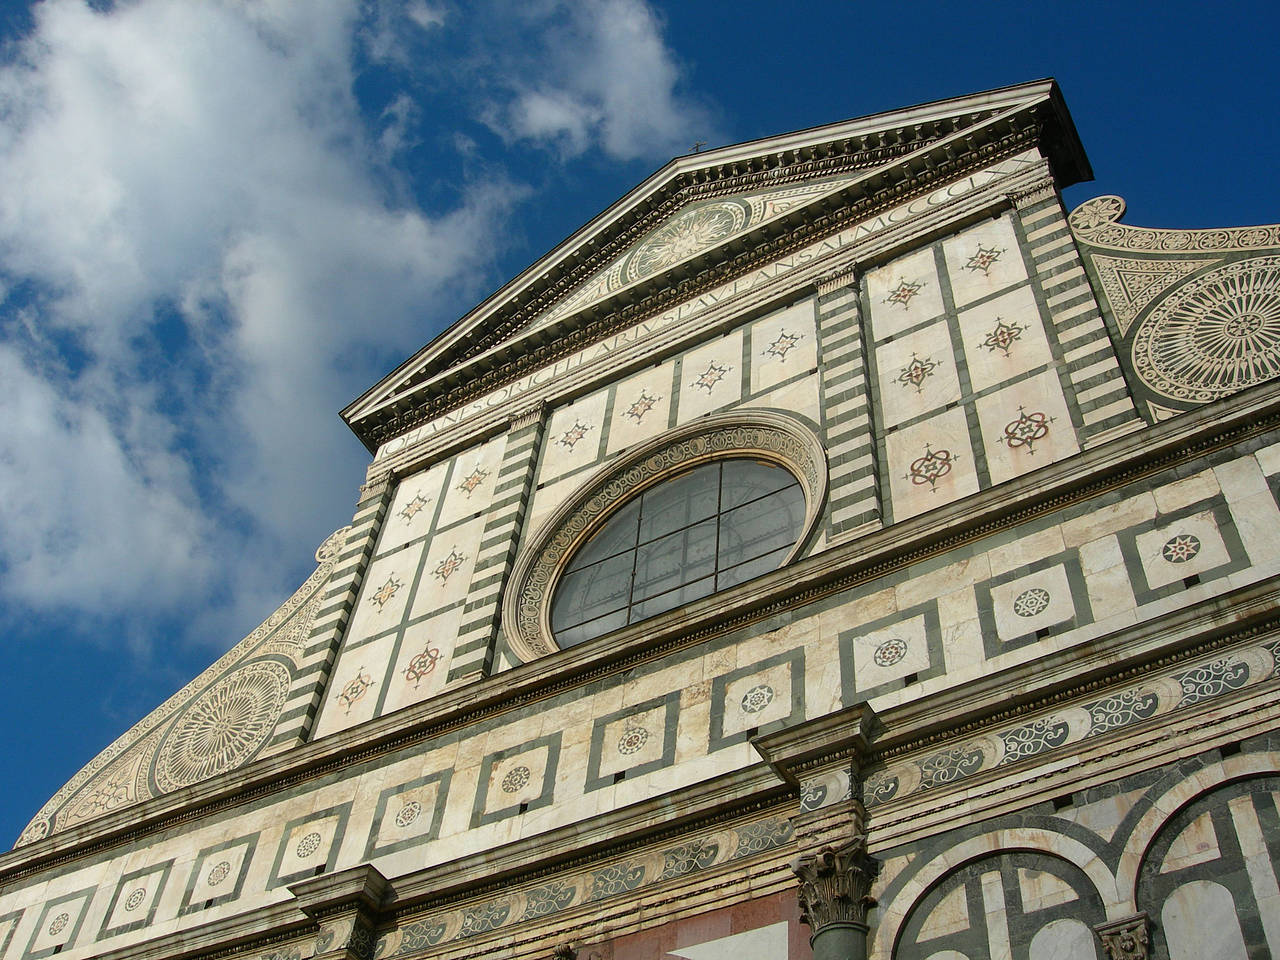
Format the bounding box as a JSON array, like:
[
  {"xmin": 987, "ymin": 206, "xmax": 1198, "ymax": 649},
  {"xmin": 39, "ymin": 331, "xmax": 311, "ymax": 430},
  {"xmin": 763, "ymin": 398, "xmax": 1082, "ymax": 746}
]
[
  {"xmin": 447, "ymin": 407, "xmax": 546, "ymax": 682},
  {"xmin": 1013, "ymin": 189, "xmax": 1143, "ymax": 445},
  {"xmin": 816, "ymin": 270, "xmax": 882, "ymax": 546},
  {"xmin": 265, "ymin": 476, "xmax": 393, "ymax": 750}
]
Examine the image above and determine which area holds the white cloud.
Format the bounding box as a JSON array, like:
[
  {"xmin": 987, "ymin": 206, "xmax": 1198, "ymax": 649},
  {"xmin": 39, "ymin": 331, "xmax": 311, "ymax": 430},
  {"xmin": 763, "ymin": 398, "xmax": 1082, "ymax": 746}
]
[
  {"xmin": 406, "ymin": 2, "xmax": 445, "ymax": 31},
  {"xmin": 489, "ymin": 0, "xmax": 718, "ymax": 161},
  {"xmin": 0, "ymin": 0, "xmax": 517, "ymax": 646}
]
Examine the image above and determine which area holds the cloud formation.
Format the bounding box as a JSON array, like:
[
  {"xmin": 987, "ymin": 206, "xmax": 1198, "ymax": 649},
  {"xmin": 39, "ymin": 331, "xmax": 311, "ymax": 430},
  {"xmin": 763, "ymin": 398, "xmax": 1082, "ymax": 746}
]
[
  {"xmin": 486, "ymin": 0, "xmax": 717, "ymax": 160},
  {"xmin": 0, "ymin": 0, "xmax": 708, "ymax": 653}
]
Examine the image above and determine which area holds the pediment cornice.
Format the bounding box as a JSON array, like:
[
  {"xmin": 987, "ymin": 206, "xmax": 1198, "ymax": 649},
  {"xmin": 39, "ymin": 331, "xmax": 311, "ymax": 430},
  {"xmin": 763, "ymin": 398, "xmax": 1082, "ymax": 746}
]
[{"xmin": 344, "ymin": 80, "xmax": 1088, "ymax": 451}]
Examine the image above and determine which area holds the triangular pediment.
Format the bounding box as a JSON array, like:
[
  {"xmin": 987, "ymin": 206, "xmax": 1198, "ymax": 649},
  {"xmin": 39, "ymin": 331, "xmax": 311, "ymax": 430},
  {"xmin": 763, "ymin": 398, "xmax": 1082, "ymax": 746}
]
[
  {"xmin": 525, "ymin": 173, "xmax": 863, "ymax": 334},
  {"xmin": 344, "ymin": 80, "xmax": 1089, "ymax": 451}
]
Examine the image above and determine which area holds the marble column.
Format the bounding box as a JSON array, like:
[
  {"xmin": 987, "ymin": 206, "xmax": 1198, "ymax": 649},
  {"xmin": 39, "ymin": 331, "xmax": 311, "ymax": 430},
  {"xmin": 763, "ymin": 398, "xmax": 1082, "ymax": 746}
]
[{"xmin": 792, "ymin": 835, "xmax": 879, "ymax": 960}]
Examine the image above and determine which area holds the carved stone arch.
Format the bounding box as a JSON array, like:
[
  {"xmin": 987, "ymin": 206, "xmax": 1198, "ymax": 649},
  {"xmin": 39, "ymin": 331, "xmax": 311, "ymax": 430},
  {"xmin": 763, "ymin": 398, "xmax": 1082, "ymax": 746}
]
[
  {"xmin": 1113, "ymin": 751, "xmax": 1280, "ymax": 911},
  {"xmin": 501, "ymin": 409, "xmax": 828, "ymax": 662},
  {"xmin": 870, "ymin": 829, "xmax": 1122, "ymax": 960},
  {"xmin": 1121, "ymin": 763, "xmax": 1280, "ymax": 959}
]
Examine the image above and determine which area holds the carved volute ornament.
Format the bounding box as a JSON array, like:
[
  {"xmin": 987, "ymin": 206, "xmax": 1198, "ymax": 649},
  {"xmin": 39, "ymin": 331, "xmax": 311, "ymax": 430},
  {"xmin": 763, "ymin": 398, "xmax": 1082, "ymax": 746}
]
[
  {"xmin": 1094, "ymin": 913, "xmax": 1150, "ymax": 960},
  {"xmin": 791, "ymin": 835, "xmax": 879, "ymax": 938}
]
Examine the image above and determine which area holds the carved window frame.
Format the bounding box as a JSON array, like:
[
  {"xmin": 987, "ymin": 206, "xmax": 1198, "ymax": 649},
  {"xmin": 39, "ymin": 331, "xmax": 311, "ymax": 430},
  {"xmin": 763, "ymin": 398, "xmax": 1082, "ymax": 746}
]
[{"xmin": 502, "ymin": 410, "xmax": 828, "ymax": 662}]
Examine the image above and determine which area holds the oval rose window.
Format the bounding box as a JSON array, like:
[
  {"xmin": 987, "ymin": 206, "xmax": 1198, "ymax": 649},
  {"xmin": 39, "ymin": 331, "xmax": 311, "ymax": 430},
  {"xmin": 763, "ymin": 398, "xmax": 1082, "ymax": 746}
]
[{"xmin": 550, "ymin": 458, "xmax": 805, "ymax": 647}]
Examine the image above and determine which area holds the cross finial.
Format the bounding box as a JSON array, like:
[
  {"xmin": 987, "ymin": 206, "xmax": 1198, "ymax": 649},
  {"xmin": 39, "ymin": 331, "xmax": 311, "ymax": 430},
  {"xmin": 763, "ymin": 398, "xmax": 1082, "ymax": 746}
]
[{"xmin": 692, "ymin": 140, "xmax": 706, "ymax": 153}]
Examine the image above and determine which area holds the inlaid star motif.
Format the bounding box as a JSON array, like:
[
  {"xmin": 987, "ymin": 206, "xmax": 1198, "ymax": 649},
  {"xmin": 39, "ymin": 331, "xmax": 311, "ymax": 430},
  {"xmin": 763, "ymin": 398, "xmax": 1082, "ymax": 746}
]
[
  {"xmin": 692, "ymin": 361, "xmax": 731, "ymax": 393},
  {"xmin": 1000, "ymin": 406, "xmax": 1054, "ymax": 453},
  {"xmin": 980, "ymin": 317, "xmax": 1025, "ymax": 356},
  {"xmin": 624, "ymin": 391, "xmax": 660, "ymax": 424},
  {"xmin": 370, "ymin": 575, "xmax": 402, "ymax": 610},
  {"xmin": 433, "ymin": 548, "xmax": 466, "ymax": 583},
  {"xmin": 884, "ymin": 276, "xmax": 924, "ymax": 309},
  {"xmin": 905, "ymin": 444, "xmax": 955, "ymax": 490},
  {"xmin": 403, "ymin": 647, "xmax": 441, "ymax": 687},
  {"xmin": 456, "ymin": 467, "xmax": 489, "ymax": 497},
  {"xmin": 764, "ymin": 329, "xmax": 802, "ymax": 361},
  {"xmin": 558, "ymin": 421, "xmax": 591, "ymax": 450},
  {"xmin": 1162, "ymin": 534, "xmax": 1202, "ymax": 564},
  {"xmin": 336, "ymin": 670, "xmax": 374, "ymax": 713},
  {"xmin": 965, "ymin": 244, "xmax": 1004, "ymax": 275},
  {"xmin": 398, "ymin": 494, "xmax": 430, "ymax": 522},
  {"xmin": 896, "ymin": 353, "xmax": 938, "ymax": 393}
]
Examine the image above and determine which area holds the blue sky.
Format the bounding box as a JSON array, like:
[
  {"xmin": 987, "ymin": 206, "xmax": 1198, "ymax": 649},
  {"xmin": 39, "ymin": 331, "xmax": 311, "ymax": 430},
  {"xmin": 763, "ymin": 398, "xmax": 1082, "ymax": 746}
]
[{"xmin": 0, "ymin": 0, "xmax": 1275, "ymax": 846}]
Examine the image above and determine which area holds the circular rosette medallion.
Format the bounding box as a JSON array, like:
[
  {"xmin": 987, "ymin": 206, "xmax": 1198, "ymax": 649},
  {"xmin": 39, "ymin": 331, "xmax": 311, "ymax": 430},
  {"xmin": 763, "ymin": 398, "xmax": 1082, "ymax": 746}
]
[
  {"xmin": 624, "ymin": 200, "xmax": 749, "ymax": 283},
  {"xmin": 1133, "ymin": 256, "xmax": 1280, "ymax": 403},
  {"xmin": 153, "ymin": 660, "xmax": 291, "ymax": 793}
]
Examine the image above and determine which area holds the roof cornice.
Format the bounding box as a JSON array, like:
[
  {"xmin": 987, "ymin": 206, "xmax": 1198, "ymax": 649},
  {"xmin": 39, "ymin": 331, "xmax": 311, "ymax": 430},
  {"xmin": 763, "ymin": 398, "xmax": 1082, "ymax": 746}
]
[{"xmin": 343, "ymin": 80, "xmax": 1089, "ymax": 451}]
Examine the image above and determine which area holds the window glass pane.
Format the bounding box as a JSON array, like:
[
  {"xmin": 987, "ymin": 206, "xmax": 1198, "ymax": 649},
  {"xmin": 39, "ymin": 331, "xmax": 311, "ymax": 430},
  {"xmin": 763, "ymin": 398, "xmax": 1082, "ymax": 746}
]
[
  {"xmin": 637, "ymin": 463, "xmax": 720, "ymax": 544},
  {"xmin": 566, "ymin": 498, "xmax": 641, "ymax": 572},
  {"xmin": 716, "ymin": 544, "xmax": 793, "ymax": 590},
  {"xmin": 720, "ymin": 459, "xmax": 794, "ymax": 509},
  {"xmin": 631, "ymin": 517, "xmax": 717, "ymax": 601},
  {"xmin": 716, "ymin": 483, "xmax": 805, "ymax": 569},
  {"xmin": 551, "ymin": 455, "xmax": 807, "ymax": 647},
  {"xmin": 551, "ymin": 551, "xmax": 633, "ymax": 630},
  {"xmin": 629, "ymin": 575, "xmax": 716, "ymax": 623},
  {"xmin": 557, "ymin": 608, "xmax": 630, "ymax": 648}
]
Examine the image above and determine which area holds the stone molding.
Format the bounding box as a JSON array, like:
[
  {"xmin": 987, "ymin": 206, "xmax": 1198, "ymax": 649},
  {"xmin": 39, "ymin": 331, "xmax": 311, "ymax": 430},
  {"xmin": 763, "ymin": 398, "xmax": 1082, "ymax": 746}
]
[
  {"xmin": 791, "ymin": 835, "xmax": 879, "ymax": 937},
  {"xmin": 502, "ymin": 409, "xmax": 829, "ymax": 661},
  {"xmin": 291, "ymin": 864, "xmax": 392, "ymax": 960},
  {"xmin": 1094, "ymin": 912, "xmax": 1150, "ymax": 960}
]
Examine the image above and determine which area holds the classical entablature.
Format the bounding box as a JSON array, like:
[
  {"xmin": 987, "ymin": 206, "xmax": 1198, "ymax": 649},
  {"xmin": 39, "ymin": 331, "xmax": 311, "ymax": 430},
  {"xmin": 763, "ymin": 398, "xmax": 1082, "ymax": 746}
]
[{"xmin": 342, "ymin": 79, "xmax": 1090, "ymax": 454}]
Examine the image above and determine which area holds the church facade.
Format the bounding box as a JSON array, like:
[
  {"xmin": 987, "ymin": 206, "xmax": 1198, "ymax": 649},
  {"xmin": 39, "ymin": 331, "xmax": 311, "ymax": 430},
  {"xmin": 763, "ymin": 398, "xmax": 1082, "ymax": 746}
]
[{"xmin": 4, "ymin": 80, "xmax": 1280, "ymax": 959}]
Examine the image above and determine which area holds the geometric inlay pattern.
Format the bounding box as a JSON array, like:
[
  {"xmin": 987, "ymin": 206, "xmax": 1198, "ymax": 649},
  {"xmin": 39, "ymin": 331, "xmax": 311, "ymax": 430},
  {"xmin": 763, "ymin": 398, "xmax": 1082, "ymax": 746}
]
[
  {"xmin": 153, "ymin": 660, "xmax": 291, "ymax": 792},
  {"xmin": 1133, "ymin": 256, "xmax": 1280, "ymax": 403}
]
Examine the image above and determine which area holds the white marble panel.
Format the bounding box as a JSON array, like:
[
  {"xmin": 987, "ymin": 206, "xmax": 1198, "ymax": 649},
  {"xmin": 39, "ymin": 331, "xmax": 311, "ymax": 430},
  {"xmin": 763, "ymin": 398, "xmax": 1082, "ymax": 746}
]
[
  {"xmin": 378, "ymin": 460, "xmax": 449, "ymax": 556},
  {"xmin": 1029, "ymin": 919, "xmax": 1098, "ymax": 960},
  {"xmin": 368, "ymin": 779, "xmax": 443, "ymax": 851},
  {"xmin": 1162, "ymin": 880, "xmax": 1249, "ymax": 960},
  {"xmin": 958, "ymin": 285, "xmax": 1055, "ymax": 393},
  {"xmin": 875, "ymin": 319, "xmax": 962, "ymax": 427},
  {"xmin": 26, "ymin": 891, "xmax": 91, "ymax": 957},
  {"xmin": 720, "ymin": 661, "xmax": 793, "ymax": 739},
  {"xmin": 607, "ymin": 361, "xmax": 676, "ymax": 456},
  {"xmin": 437, "ymin": 434, "xmax": 508, "ymax": 529},
  {"xmin": 677, "ymin": 330, "xmax": 744, "ymax": 423},
  {"xmin": 885, "ymin": 407, "xmax": 979, "ymax": 522},
  {"xmin": 596, "ymin": 702, "xmax": 669, "ymax": 779},
  {"xmin": 382, "ymin": 607, "xmax": 464, "ymax": 713},
  {"xmin": 751, "ymin": 298, "xmax": 818, "ymax": 393},
  {"xmin": 917, "ymin": 884, "xmax": 970, "ymax": 940},
  {"xmin": 668, "ymin": 921, "xmax": 789, "ymax": 960},
  {"xmin": 281, "ymin": 812, "xmax": 341, "ymax": 875},
  {"xmin": 343, "ymin": 549, "xmax": 420, "ymax": 647},
  {"xmin": 186, "ymin": 842, "xmax": 252, "ymax": 906},
  {"xmin": 313, "ymin": 632, "xmax": 397, "ymax": 737},
  {"xmin": 741, "ymin": 371, "xmax": 822, "ymax": 422},
  {"xmin": 975, "ymin": 370, "xmax": 1079, "ymax": 486},
  {"xmin": 846, "ymin": 613, "xmax": 932, "ymax": 689},
  {"xmin": 409, "ymin": 515, "xmax": 485, "ymax": 619},
  {"xmin": 540, "ymin": 388, "xmax": 609, "ymax": 484},
  {"xmin": 482, "ymin": 745, "xmax": 550, "ymax": 812},
  {"xmin": 988, "ymin": 565, "xmax": 1074, "ymax": 641},
  {"xmin": 942, "ymin": 215, "xmax": 1027, "ymax": 307},
  {"xmin": 1134, "ymin": 509, "xmax": 1231, "ymax": 590},
  {"xmin": 865, "ymin": 245, "xmax": 944, "ymax": 340},
  {"xmin": 1161, "ymin": 811, "xmax": 1220, "ymax": 872}
]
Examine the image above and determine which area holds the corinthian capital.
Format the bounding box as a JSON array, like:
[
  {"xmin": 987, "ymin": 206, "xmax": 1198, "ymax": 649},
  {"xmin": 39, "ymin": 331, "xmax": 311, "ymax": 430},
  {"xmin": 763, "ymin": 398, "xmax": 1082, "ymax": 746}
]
[
  {"xmin": 1095, "ymin": 913, "xmax": 1150, "ymax": 960},
  {"xmin": 791, "ymin": 834, "xmax": 879, "ymax": 934}
]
